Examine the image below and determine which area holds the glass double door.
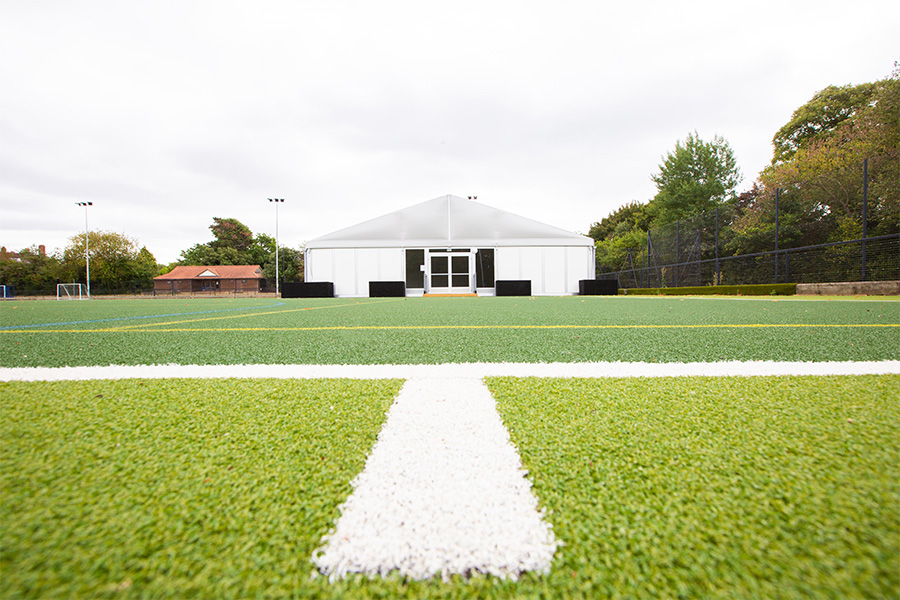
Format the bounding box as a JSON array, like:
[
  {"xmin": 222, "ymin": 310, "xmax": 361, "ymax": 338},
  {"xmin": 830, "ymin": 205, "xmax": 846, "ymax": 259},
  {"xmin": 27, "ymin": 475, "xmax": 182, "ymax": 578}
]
[{"xmin": 427, "ymin": 250, "xmax": 474, "ymax": 294}]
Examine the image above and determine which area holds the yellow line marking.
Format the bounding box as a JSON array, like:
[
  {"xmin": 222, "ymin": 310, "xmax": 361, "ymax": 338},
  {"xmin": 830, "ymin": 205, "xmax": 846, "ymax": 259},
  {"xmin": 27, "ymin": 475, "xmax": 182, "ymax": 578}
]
[
  {"xmin": 104, "ymin": 298, "xmax": 402, "ymax": 331},
  {"xmin": 3, "ymin": 323, "xmax": 897, "ymax": 333}
]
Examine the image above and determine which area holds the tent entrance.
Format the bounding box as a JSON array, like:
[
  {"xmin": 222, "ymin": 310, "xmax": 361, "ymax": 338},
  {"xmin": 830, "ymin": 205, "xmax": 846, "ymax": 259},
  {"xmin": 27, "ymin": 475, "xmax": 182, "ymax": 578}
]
[{"xmin": 426, "ymin": 250, "xmax": 474, "ymax": 294}]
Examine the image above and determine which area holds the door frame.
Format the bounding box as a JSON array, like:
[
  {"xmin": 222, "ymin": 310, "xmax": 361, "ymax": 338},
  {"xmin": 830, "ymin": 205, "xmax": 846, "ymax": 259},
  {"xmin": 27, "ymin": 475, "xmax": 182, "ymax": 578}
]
[{"xmin": 425, "ymin": 249, "xmax": 475, "ymax": 294}]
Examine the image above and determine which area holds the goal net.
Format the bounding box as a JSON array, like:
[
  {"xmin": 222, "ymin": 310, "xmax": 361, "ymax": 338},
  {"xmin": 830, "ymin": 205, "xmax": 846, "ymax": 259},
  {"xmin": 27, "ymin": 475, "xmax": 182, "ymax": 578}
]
[{"xmin": 57, "ymin": 283, "xmax": 86, "ymax": 300}]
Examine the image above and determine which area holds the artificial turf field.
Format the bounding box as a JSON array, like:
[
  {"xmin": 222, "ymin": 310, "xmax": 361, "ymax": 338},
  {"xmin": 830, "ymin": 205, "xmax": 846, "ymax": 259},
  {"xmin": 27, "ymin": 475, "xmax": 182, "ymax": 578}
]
[
  {"xmin": 1, "ymin": 295, "xmax": 898, "ymax": 367},
  {"xmin": 1, "ymin": 296, "xmax": 899, "ymax": 599}
]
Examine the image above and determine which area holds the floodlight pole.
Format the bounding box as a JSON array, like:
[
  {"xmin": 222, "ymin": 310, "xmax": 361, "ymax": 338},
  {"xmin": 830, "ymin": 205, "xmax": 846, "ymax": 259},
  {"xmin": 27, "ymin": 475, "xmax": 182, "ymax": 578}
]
[
  {"xmin": 76, "ymin": 202, "xmax": 93, "ymax": 297},
  {"xmin": 268, "ymin": 198, "xmax": 284, "ymax": 296}
]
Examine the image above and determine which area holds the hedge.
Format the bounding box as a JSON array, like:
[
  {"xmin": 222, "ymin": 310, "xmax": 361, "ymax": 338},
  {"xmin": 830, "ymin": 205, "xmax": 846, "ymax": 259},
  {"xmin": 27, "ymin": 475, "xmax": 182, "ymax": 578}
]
[{"xmin": 620, "ymin": 283, "xmax": 797, "ymax": 296}]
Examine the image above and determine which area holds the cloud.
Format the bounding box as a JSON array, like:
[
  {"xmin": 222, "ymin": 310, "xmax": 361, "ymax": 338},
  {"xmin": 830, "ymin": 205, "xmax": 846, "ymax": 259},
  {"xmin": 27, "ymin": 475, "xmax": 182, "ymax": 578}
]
[{"xmin": 1, "ymin": 0, "xmax": 897, "ymax": 263}]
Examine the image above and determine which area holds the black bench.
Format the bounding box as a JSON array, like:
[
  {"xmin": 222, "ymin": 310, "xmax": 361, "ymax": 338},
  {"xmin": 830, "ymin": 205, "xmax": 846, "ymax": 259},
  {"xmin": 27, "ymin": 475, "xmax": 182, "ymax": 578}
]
[
  {"xmin": 281, "ymin": 282, "xmax": 334, "ymax": 298},
  {"xmin": 369, "ymin": 281, "xmax": 406, "ymax": 297},
  {"xmin": 579, "ymin": 279, "xmax": 619, "ymax": 295},
  {"xmin": 495, "ymin": 280, "xmax": 532, "ymax": 296}
]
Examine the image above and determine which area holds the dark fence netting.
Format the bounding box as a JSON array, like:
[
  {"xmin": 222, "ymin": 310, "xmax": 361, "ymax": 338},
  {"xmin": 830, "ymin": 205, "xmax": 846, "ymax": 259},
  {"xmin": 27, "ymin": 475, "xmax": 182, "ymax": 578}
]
[
  {"xmin": 600, "ymin": 157, "xmax": 899, "ymax": 288},
  {"xmin": 604, "ymin": 231, "xmax": 899, "ymax": 289}
]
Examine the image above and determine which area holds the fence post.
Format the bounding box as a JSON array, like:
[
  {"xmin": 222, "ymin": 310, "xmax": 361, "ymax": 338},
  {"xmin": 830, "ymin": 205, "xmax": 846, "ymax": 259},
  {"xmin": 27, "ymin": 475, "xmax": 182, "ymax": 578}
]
[
  {"xmin": 715, "ymin": 207, "xmax": 720, "ymax": 285},
  {"xmin": 862, "ymin": 158, "xmax": 868, "ymax": 281},
  {"xmin": 644, "ymin": 233, "xmax": 649, "ymax": 288},
  {"xmin": 694, "ymin": 232, "xmax": 701, "ymax": 286},
  {"xmin": 627, "ymin": 248, "xmax": 637, "ymax": 289},
  {"xmin": 775, "ymin": 188, "xmax": 780, "ymax": 283},
  {"xmin": 675, "ymin": 221, "xmax": 680, "ymax": 287},
  {"xmin": 648, "ymin": 231, "xmax": 662, "ymax": 287}
]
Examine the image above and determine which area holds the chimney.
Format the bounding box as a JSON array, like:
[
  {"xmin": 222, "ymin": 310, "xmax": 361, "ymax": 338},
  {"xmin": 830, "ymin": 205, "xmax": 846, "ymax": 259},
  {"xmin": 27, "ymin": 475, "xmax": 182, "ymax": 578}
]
[{"xmin": 39, "ymin": 244, "xmax": 46, "ymax": 256}]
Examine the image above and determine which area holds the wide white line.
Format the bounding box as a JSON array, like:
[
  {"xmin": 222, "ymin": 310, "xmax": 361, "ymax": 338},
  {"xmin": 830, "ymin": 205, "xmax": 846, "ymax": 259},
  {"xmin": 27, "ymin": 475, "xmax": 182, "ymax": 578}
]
[
  {"xmin": 1, "ymin": 360, "xmax": 899, "ymax": 381},
  {"xmin": 4, "ymin": 360, "xmax": 897, "ymax": 581},
  {"xmin": 312, "ymin": 376, "xmax": 558, "ymax": 581}
]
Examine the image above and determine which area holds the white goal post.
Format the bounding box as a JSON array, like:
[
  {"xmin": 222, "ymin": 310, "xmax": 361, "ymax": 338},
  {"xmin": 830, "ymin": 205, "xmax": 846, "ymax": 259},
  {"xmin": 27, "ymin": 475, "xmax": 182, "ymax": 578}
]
[
  {"xmin": 0, "ymin": 285, "xmax": 11, "ymax": 299},
  {"xmin": 57, "ymin": 283, "xmax": 86, "ymax": 300}
]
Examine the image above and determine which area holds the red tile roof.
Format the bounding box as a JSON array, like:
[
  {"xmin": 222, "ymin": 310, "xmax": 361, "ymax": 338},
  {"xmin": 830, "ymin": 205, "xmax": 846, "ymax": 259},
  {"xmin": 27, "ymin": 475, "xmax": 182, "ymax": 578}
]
[{"xmin": 154, "ymin": 265, "xmax": 264, "ymax": 280}]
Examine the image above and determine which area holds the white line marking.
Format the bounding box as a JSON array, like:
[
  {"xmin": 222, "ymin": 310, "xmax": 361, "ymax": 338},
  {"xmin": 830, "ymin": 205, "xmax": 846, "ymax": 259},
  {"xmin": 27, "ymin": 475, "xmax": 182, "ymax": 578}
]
[
  {"xmin": 1, "ymin": 360, "xmax": 899, "ymax": 381},
  {"xmin": 4, "ymin": 360, "xmax": 897, "ymax": 581},
  {"xmin": 312, "ymin": 377, "xmax": 558, "ymax": 581}
]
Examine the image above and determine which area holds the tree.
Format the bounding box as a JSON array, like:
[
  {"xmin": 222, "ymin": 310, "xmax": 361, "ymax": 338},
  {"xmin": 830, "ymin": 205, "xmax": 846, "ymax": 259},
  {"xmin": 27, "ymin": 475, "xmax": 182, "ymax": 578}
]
[
  {"xmin": 771, "ymin": 83, "xmax": 879, "ymax": 165},
  {"xmin": 732, "ymin": 75, "xmax": 900, "ymax": 253},
  {"xmin": 587, "ymin": 201, "xmax": 650, "ymax": 242},
  {"xmin": 0, "ymin": 245, "xmax": 63, "ymax": 294},
  {"xmin": 62, "ymin": 231, "xmax": 160, "ymax": 291},
  {"xmin": 178, "ymin": 218, "xmax": 261, "ymax": 266},
  {"xmin": 262, "ymin": 246, "xmax": 304, "ymax": 284},
  {"xmin": 177, "ymin": 243, "xmax": 219, "ymax": 266},
  {"xmin": 649, "ymin": 132, "xmax": 741, "ymax": 225},
  {"xmin": 248, "ymin": 233, "xmax": 275, "ymax": 267},
  {"xmin": 132, "ymin": 247, "xmax": 162, "ymax": 283},
  {"xmin": 210, "ymin": 217, "xmax": 253, "ymax": 251},
  {"xmin": 176, "ymin": 218, "xmax": 305, "ymax": 286},
  {"xmin": 178, "ymin": 243, "xmax": 247, "ymax": 266},
  {"xmin": 594, "ymin": 228, "xmax": 648, "ymax": 274}
]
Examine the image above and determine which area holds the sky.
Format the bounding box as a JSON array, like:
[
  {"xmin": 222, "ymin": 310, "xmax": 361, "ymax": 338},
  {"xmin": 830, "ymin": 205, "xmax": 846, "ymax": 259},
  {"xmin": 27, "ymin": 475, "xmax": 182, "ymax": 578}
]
[{"xmin": 1, "ymin": 0, "xmax": 897, "ymax": 264}]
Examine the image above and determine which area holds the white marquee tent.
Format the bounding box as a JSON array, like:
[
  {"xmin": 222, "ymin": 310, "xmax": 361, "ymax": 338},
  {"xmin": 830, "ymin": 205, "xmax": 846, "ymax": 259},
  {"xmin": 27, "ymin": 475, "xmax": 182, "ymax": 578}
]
[{"xmin": 304, "ymin": 195, "xmax": 596, "ymax": 297}]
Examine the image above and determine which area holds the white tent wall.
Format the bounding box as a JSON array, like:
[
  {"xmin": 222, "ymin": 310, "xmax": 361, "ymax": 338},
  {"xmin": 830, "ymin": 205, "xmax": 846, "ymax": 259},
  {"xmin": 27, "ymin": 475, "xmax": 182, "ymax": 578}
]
[
  {"xmin": 567, "ymin": 246, "xmax": 594, "ymax": 292},
  {"xmin": 494, "ymin": 245, "xmax": 593, "ymax": 295},
  {"xmin": 306, "ymin": 248, "xmax": 334, "ymax": 287},
  {"xmin": 307, "ymin": 248, "xmax": 404, "ymax": 297},
  {"xmin": 307, "ymin": 245, "xmax": 595, "ymax": 297},
  {"xmin": 304, "ymin": 195, "xmax": 597, "ymax": 297}
]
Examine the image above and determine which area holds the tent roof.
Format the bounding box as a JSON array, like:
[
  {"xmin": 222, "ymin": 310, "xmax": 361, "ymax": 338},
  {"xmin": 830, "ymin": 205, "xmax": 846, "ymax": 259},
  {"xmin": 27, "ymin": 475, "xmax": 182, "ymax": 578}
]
[{"xmin": 306, "ymin": 195, "xmax": 593, "ymax": 249}]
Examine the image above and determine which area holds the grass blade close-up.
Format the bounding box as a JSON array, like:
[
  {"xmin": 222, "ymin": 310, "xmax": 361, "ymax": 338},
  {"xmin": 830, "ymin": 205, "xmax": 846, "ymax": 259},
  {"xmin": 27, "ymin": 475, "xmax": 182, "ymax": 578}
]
[
  {"xmin": 0, "ymin": 378, "xmax": 401, "ymax": 599},
  {"xmin": 488, "ymin": 375, "xmax": 900, "ymax": 600}
]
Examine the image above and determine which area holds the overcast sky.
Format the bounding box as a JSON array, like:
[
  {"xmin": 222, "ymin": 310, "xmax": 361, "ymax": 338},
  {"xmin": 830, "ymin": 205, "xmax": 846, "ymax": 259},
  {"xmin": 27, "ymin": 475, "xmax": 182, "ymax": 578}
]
[{"xmin": 1, "ymin": 0, "xmax": 897, "ymax": 264}]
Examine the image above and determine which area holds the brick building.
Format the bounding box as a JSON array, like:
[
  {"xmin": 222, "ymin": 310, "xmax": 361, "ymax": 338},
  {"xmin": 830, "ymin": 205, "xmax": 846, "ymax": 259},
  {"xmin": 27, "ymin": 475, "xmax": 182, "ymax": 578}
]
[{"xmin": 153, "ymin": 265, "xmax": 265, "ymax": 294}]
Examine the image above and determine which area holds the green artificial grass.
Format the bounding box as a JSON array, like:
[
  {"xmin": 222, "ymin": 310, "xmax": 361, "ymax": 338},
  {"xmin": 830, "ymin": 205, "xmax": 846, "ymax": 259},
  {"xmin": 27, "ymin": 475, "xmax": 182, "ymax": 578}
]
[
  {"xmin": 488, "ymin": 374, "xmax": 900, "ymax": 600},
  {"xmin": 3, "ymin": 375, "xmax": 897, "ymax": 599},
  {"xmin": 0, "ymin": 378, "xmax": 402, "ymax": 599},
  {"xmin": 1, "ymin": 296, "xmax": 898, "ymax": 367}
]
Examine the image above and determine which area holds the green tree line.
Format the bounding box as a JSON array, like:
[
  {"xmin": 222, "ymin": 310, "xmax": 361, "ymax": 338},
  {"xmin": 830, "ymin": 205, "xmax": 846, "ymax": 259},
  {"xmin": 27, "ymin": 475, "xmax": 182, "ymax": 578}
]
[
  {"xmin": 1, "ymin": 217, "xmax": 303, "ymax": 296},
  {"xmin": 175, "ymin": 217, "xmax": 303, "ymax": 286},
  {"xmin": 590, "ymin": 68, "xmax": 899, "ymax": 276},
  {"xmin": 0, "ymin": 232, "xmax": 160, "ymax": 295}
]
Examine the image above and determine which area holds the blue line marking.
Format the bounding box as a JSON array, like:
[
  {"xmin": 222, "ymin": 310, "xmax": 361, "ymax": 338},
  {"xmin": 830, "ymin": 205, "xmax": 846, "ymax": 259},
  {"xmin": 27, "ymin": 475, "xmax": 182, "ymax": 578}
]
[{"xmin": 0, "ymin": 302, "xmax": 287, "ymax": 330}]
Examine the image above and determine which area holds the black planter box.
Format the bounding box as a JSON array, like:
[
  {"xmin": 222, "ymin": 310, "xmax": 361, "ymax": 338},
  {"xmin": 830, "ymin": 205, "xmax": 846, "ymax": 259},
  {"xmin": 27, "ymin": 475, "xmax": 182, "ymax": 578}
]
[
  {"xmin": 495, "ymin": 280, "xmax": 532, "ymax": 296},
  {"xmin": 369, "ymin": 281, "xmax": 406, "ymax": 297},
  {"xmin": 281, "ymin": 282, "xmax": 334, "ymax": 298},
  {"xmin": 579, "ymin": 279, "xmax": 618, "ymax": 295}
]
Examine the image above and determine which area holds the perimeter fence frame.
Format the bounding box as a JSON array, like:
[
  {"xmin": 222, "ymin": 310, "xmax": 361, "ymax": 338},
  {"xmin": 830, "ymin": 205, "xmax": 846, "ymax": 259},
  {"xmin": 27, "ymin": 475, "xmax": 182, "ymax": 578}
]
[
  {"xmin": 597, "ymin": 156, "xmax": 900, "ymax": 289},
  {"xmin": 602, "ymin": 234, "xmax": 899, "ymax": 289}
]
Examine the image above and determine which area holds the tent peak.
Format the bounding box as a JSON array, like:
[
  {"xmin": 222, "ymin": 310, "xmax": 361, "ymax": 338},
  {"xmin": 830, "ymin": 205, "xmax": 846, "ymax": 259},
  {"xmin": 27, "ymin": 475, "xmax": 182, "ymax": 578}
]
[{"xmin": 306, "ymin": 194, "xmax": 593, "ymax": 249}]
